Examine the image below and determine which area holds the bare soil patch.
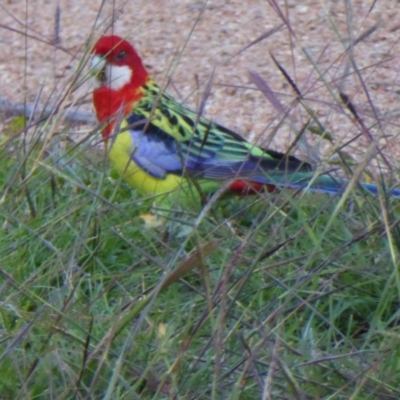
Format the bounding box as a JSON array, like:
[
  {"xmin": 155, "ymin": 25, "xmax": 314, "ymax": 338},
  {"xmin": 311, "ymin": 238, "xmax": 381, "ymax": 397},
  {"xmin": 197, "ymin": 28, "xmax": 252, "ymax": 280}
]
[{"xmin": 1, "ymin": 0, "xmax": 400, "ymax": 171}]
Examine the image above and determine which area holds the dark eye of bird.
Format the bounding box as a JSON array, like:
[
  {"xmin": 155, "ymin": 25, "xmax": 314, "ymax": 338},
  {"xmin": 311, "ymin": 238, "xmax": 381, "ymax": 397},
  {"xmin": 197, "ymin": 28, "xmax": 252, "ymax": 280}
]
[{"xmin": 117, "ymin": 51, "xmax": 126, "ymax": 60}]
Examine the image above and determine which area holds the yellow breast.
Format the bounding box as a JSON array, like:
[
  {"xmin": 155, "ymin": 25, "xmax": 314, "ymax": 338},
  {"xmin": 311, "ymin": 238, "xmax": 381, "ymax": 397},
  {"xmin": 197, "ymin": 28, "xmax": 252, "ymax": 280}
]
[{"xmin": 108, "ymin": 129, "xmax": 183, "ymax": 196}]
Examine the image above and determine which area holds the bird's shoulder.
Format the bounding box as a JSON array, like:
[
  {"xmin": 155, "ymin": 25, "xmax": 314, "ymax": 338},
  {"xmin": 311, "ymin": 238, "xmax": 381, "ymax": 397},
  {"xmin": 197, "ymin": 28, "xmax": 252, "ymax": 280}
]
[{"xmin": 132, "ymin": 80, "xmax": 253, "ymax": 152}]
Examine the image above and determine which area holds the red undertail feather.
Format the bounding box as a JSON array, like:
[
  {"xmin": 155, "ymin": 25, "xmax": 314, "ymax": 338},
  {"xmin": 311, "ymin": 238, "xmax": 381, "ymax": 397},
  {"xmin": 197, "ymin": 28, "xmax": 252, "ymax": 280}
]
[{"xmin": 229, "ymin": 180, "xmax": 277, "ymax": 195}]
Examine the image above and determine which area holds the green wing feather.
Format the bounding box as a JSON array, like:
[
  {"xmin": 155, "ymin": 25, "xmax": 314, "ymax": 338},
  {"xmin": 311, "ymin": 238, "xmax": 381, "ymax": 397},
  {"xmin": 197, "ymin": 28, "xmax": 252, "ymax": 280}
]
[{"xmin": 131, "ymin": 80, "xmax": 310, "ymax": 175}]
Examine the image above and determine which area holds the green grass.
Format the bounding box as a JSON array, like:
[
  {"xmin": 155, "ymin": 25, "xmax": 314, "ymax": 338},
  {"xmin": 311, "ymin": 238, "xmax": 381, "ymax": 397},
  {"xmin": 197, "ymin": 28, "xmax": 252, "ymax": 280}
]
[
  {"xmin": 3, "ymin": 2, "xmax": 400, "ymax": 397},
  {"xmin": 1, "ymin": 119, "xmax": 400, "ymax": 399}
]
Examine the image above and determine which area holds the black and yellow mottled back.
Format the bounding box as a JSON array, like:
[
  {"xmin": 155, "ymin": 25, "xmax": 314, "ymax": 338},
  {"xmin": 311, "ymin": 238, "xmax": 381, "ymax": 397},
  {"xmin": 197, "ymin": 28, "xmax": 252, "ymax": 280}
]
[{"xmin": 123, "ymin": 79, "xmax": 312, "ymax": 184}]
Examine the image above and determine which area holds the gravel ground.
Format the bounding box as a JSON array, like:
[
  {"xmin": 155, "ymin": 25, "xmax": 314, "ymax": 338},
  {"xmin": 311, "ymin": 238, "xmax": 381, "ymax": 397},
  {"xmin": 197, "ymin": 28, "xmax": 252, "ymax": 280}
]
[{"xmin": 1, "ymin": 0, "xmax": 400, "ymax": 171}]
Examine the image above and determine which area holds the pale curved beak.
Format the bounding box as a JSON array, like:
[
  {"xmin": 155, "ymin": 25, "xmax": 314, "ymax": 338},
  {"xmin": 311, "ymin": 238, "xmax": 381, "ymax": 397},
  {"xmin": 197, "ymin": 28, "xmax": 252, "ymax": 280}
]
[{"xmin": 90, "ymin": 55, "xmax": 106, "ymax": 77}]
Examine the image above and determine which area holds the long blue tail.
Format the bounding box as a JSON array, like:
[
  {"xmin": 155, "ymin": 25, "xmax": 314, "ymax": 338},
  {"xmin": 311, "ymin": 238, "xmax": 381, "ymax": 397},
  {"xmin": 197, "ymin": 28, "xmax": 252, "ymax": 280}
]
[{"xmin": 264, "ymin": 172, "xmax": 400, "ymax": 198}]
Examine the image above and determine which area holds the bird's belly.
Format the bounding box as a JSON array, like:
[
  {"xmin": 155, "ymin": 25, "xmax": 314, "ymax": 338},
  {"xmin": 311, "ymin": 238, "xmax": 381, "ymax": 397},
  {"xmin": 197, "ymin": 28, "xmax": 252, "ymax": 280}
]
[{"xmin": 108, "ymin": 131, "xmax": 183, "ymax": 195}]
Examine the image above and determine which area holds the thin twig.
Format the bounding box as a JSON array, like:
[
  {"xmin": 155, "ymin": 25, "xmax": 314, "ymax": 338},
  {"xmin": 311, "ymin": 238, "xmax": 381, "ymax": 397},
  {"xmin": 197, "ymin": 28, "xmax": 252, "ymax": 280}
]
[{"xmin": 0, "ymin": 97, "xmax": 96, "ymax": 124}]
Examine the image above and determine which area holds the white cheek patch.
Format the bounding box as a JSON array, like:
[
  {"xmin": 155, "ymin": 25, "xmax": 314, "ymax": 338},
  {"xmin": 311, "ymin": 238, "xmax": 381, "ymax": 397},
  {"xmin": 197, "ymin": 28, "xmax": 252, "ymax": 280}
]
[{"xmin": 106, "ymin": 65, "xmax": 133, "ymax": 91}]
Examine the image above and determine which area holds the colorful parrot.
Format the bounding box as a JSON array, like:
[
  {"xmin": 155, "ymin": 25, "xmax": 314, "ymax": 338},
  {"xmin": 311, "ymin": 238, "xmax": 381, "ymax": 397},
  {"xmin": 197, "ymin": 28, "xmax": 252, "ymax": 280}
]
[{"xmin": 90, "ymin": 35, "xmax": 400, "ymax": 200}]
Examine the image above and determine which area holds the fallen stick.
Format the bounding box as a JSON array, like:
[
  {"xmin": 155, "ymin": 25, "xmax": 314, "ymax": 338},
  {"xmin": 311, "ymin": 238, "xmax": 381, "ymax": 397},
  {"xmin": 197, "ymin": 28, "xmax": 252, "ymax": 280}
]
[{"xmin": 0, "ymin": 96, "xmax": 96, "ymax": 124}]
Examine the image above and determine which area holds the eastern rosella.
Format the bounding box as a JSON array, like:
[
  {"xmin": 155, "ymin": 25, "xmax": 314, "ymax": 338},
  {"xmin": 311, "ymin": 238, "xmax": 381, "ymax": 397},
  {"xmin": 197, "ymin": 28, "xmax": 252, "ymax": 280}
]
[{"xmin": 90, "ymin": 35, "xmax": 400, "ymax": 199}]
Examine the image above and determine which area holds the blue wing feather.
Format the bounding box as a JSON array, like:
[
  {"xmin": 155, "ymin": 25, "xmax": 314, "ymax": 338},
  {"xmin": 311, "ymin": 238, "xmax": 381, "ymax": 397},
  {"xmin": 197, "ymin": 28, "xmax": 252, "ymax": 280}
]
[
  {"xmin": 126, "ymin": 113, "xmax": 183, "ymax": 178},
  {"xmin": 124, "ymin": 112, "xmax": 310, "ymax": 181}
]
